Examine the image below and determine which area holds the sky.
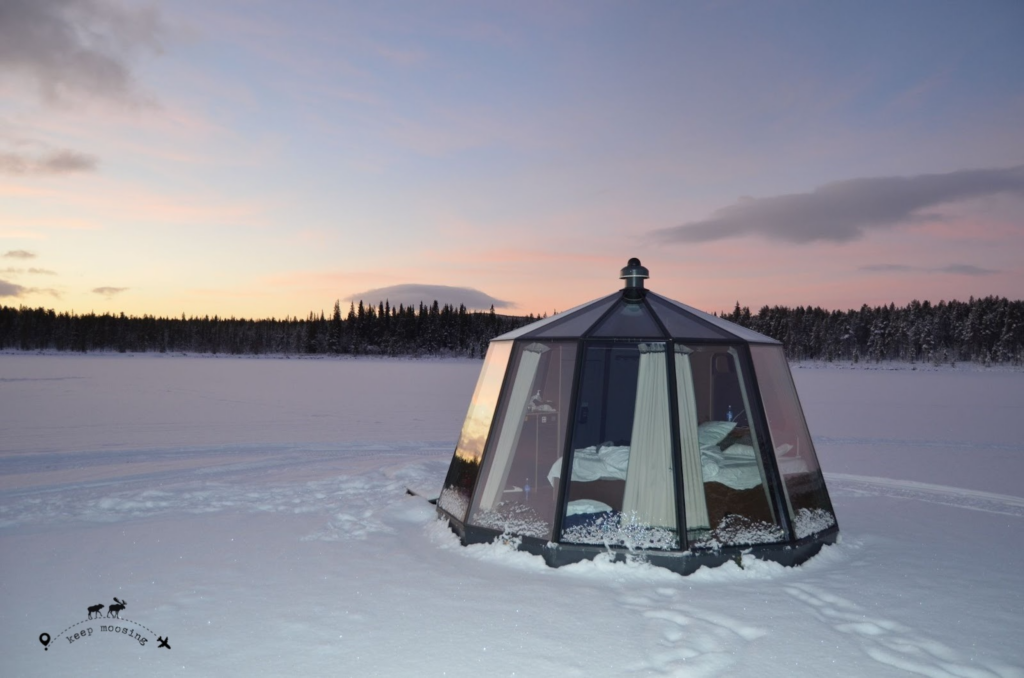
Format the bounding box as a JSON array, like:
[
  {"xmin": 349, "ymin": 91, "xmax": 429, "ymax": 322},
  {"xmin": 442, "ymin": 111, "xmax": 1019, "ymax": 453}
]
[{"xmin": 1, "ymin": 0, "xmax": 1023, "ymax": 320}]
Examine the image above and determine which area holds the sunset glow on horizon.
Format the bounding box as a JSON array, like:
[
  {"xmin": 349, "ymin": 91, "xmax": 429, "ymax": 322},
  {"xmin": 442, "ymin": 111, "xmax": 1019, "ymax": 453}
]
[{"xmin": 2, "ymin": 1, "xmax": 1022, "ymax": 321}]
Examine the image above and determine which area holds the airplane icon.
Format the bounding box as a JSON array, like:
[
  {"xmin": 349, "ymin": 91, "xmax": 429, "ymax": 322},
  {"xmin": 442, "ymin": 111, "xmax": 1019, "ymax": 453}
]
[{"xmin": 157, "ymin": 636, "xmax": 171, "ymax": 649}]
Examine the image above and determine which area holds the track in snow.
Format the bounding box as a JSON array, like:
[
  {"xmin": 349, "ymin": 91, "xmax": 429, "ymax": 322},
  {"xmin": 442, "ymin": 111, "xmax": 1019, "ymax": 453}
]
[{"xmin": 825, "ymin": 472, "xmax": 1024, "ymax": 518}]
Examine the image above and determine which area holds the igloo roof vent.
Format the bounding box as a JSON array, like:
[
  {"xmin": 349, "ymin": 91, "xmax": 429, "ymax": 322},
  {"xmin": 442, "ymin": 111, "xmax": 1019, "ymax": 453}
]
[{"xmin": 619, "ymin": 257, "xmax": 649, "ymax": 302}]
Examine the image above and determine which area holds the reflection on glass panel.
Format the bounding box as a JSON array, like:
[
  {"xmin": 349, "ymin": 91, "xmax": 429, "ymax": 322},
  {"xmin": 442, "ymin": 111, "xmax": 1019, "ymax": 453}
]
[
  {"xmin": 531, "ymin": 294, "xmax": 619, "ymax": 339},
  {"xmin": 468, "ymin": 342, "xmax": 577, "ymax": 540},
  {"xmin": 750, "ymin": 345, "xmax": 836, "ymax": 538},
  {"xmin": 646, "ymin": 293, "xmax": 732, "ymax": 340},
  {"xmin": 437, "ymin": 341, "xmax": 513, "ymax": 522},
  {"xmin": 588, "ymin": 299, "xmax": 665, "ymax": 338},
  {"xmin": 559, "ymin": 343, "xmax": 679, "ymax": 550},
  {"xmin": 679, "ymin": 345, "xmax": 785, "ymax": 547}
]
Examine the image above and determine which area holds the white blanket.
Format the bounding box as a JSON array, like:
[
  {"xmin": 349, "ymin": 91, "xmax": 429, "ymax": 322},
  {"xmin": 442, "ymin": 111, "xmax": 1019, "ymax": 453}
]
[
  {"xmin": 700, "ymin": 444, "xmax": 763, "ymax": 490},
  {"xmin": 547, "ymin": 444, "xmax": 630, "ymax": 486}
]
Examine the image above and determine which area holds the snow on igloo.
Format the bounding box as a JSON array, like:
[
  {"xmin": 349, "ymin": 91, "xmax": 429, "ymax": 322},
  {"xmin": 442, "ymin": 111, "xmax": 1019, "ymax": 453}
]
[{"xmin": 437, "ymin": 259, "xmax": 838, "ymax": 574}]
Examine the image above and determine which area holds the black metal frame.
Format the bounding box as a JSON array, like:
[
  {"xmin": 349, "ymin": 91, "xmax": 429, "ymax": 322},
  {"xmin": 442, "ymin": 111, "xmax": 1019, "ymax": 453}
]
[{"xmin": 447, "ymin": 519, "xmax": 839, "ymax": 574}]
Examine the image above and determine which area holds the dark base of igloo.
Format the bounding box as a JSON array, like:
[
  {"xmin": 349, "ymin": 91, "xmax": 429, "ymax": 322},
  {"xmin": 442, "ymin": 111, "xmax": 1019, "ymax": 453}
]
[{"xmin": 444, "ymin": 517, "xmax": 839, "ymax": 576}]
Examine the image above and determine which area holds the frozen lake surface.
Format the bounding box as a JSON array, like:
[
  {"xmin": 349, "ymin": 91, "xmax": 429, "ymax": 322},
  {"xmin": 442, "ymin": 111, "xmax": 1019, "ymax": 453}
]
[{"xmin": 1, "ymin": 353, "xmax": 1022, "ymax": 677}]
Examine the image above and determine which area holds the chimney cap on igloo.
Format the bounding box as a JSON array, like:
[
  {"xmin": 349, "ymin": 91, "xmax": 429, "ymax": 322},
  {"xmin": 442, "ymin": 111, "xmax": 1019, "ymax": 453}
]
[{"xmin": 619, "ymin": 257, "xmax": 649, "ymax": 301}]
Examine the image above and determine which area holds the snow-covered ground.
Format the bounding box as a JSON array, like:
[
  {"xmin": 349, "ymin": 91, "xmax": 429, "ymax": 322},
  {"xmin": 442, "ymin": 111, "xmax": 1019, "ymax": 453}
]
[{"xmin": 1, "ymin": 352, "xmax": 1022, "ymax": 677}]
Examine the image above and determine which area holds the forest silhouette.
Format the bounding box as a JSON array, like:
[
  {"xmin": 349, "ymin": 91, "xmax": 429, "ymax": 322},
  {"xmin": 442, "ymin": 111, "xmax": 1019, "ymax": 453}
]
[{"xmin": 2, "ymin": 296, "xmax": 1021, "ymax": 365}]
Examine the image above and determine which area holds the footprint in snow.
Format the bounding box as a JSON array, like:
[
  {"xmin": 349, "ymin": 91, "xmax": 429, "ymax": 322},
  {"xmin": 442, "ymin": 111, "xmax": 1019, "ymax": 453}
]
[
  {"xmin": 785, "ymin": 583, "xmax": 1022, "ymax": 678},
  {"xmin": 619, "ymin": 591, "xmax": 768, "ymax": 677}
]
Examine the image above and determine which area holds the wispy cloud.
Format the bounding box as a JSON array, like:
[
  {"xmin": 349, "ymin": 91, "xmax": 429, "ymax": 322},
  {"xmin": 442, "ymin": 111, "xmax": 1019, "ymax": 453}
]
[
  {"xmin": 372, "ymin": 43, "xmax": 427, "ymax": 67},
  {"xmin": 0, "ymin": 0, "xmax": 165, "ymax": 105},
  {"xmin": 860, "ymin": 264, "xmax": 915, "ymax": 273},
  {"xmin": 346, "ymin": 284, "xmax": 514, "ymax": 311},
  {"xmin": 654, "ymin": 165, "xmax": 1024, "ymax": 245},
  {"xmin": 0, "ymin": 149, "xmax": 98, "ymax": 175},
  {"xmin": 3, "ymin": 250, "xmax": 36, "ymax": 259},
  {"xmin": 0, "ymin": 266, "xmax": 56, "ymax": 275},
  {"xmin": 0, "ymin": 278, "xmax": 59, "ymax": 298},
  {"xmin": 93, "ymin": 286, "xmax": 128, "ymax": 299},
  {"xmin": 939, "ymin": 264, "xmax": 998, "ymax": 276},
  {"xmin": 0, "ymin": 279, "xmax": 25, "ymax": 298},
  {"xmin": 860, "ymin": 264, "xmax": 998, "ymax": 276}
]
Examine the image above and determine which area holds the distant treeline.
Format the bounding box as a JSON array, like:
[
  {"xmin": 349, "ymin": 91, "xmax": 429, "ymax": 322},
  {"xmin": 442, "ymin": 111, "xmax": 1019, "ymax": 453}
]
[
  {"xmin": 722, "ymin": 296, "xmax": 1023, "ymax": 365},
  {"xmin": 0, "ymin": 300, "xmax": 531, "ymax": 358},
  {"xmin": 2, "ymin": 295, "xmax": 1022, "ymax": 365}
]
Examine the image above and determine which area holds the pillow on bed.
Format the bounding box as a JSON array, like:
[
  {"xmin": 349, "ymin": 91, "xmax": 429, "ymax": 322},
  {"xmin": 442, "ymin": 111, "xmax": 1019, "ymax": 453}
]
[
  {"xmin": 698, "ymin": 420, "xmax": 736, "ymax": 447},
  {"xmin": 566, "ymin": 499, "xmax": 614, "ymax": 516}
]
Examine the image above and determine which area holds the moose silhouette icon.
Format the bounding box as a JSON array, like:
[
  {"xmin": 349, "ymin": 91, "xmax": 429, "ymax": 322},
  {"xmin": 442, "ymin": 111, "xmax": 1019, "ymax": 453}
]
[
  {"xmin": 106, "ymin": 598, "xmax": 127, "ymax": 618},
  {"xmin": 87, "ymin": 603, "xmax": 104, "ymax": 619}
]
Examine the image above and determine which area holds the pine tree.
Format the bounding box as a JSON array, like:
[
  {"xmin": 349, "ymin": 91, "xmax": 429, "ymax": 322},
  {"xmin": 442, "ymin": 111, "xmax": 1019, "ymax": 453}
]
[{"xmin": 329, "ymin": 300, "xmax": 342, "ymax": 354}]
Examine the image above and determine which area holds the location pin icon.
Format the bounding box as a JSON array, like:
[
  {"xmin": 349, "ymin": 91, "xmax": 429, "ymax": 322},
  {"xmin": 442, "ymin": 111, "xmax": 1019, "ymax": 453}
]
[{"xmin": 39, "ymin": 633, "xmax": 51, "ymax": 650}]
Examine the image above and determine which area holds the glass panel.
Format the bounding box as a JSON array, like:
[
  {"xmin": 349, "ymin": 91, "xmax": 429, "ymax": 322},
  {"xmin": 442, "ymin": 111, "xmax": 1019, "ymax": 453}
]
[
  {"xmin": 646, "ymin": 293, "xmax": 733, "ymax": 340},
  {"xmin": 588, "ymin": 299, "xmax": 665, "ymax": 338},
  {"xmin": 530, "ymin": 294, "xmax": 619, "ymax": 339},
  {"xmin": 750, "ymin": 345, "xmax": 836, "ymax": 538},
  {"xmin": 467, "ymin": 341, "xmax": 577, "ymax": 540},
  {"xmin": 496, "ymin": 293, "xmax": 615, "ymax": 341},
  {"xmin": 679, "ymin": 345, "xmax": 785, "ymax": 547},
  {"xmin": 437, "ymin": 341, "xmax": 513, "ymax": 521},
  {"xmin": 559, "ymin": 343, "xmax": 679, "ymax": 550},
  {"xmin": 651, "ymin": 293, "xmax": 780, "ymax": 345}
]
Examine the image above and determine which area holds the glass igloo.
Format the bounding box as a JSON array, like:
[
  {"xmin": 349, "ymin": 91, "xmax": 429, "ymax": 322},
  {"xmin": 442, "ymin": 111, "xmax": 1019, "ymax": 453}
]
[{"xmin": 437, "ymin": 259, "xmax": 837, "ymax": 574}]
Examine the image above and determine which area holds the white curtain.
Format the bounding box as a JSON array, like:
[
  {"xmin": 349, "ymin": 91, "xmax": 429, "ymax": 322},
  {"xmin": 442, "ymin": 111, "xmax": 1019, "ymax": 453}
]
[
  {"xmin": 477, "ymin": 343, "xmax": 547, "ymax": 510},
  {"xmin": 622, "ymin": 343, "xmax": 676, "ymax": 528},
  {"xmin": 675, "ymin": 346, "xmax": 709, "ymax": 530}
]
